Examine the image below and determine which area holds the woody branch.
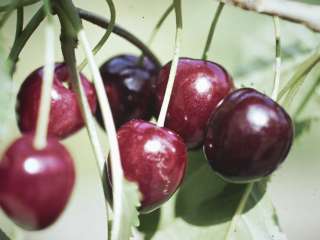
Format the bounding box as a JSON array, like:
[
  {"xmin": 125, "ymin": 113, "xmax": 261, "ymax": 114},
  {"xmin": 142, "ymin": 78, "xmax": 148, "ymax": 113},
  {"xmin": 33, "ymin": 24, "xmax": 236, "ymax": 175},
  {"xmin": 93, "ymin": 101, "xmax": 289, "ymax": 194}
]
[{"xmin": 217, "ymin": 0, "xmax": 320, "ymax": 33}]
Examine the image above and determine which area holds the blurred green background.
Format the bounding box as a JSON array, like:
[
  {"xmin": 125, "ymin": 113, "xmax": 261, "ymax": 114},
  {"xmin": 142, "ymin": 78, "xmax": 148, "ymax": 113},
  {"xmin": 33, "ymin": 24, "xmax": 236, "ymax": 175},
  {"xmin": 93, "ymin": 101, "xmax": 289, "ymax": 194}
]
[{"xmin": 1, "ymin": 0, "xmax": 320, "ymax": 239}]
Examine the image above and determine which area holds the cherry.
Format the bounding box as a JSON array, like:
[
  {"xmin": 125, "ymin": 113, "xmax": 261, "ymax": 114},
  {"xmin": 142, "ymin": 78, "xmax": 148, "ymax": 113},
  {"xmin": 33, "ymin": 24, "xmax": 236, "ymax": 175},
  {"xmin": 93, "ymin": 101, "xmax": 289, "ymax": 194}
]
[
  {"xmin": 110, "ymin": 119, "xmax": 187, "ymax": 213},
  {"xmin": 97, "ymin": 54, "xmax": 159, "ymax": 129},
  {"xmin": 16, "ymin": 63, "xmax": 97, "ymax": 139},
  {"xmin": 0, "ymin": 134, "xmax": 75, "ymax": 230},
  {"xmin": 204, "ymin": 88, "xmax": 294, "ymax": 183},
  {"xmin": 155, "ymin": 58, "xmax": 234, "ymax": 149}
]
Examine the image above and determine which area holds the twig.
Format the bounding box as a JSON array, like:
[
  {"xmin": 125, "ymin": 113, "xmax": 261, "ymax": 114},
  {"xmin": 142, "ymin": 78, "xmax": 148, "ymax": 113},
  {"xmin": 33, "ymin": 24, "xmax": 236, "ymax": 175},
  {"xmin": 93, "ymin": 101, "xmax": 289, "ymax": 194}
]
[{"xmin": 218, "ymin": 0, "xmax": 320, "ymax": 33}]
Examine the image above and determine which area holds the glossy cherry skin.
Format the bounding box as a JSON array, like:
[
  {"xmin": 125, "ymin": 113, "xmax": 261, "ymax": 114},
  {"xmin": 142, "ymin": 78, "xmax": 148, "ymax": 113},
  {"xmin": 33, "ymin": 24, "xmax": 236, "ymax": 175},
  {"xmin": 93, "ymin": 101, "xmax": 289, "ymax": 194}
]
[
  {"xmin": 16, "ymin": 63, "xmax": 97, "ymax": 139},
  {"xmin": 204, "ymin": 88, "xmax": 294, "ymax": 183},
  {"xmin": 0, "ymin": 134, "xmax": 75, "ymax": 230},
  {"xmin": 111, "ymin": 119, "xmax": 187, "ymax": 213},
  {"xmin": 97, "ymin": 54, "xmax": 159, "ymax": 129},
  {"xmin": 155, "ymin": 58, "xmax": 234, "ymax": 149}
]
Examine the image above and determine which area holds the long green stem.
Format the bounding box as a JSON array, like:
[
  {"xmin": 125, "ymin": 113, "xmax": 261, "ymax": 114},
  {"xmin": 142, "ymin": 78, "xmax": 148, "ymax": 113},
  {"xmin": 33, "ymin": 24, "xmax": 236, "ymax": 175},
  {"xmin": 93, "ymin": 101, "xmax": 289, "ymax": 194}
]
[
  {"xmin": 138, "ymin": 3, "xmax": 173, "ymax": 65},
  {"xmin": 8, "ymin": 6, "xmax": 45, "ymax": 75},
  {"xmin": 56, "ymin": 1, "xmax": 130, "ymax": 239},
  {"xmin": 33, "ymin": 0, "xmax": 54, "ymax": 149},
  {"xmin": 56, "ymin": 5, "xmax": 110, "ymax": 238},
  {"xmin": 78, "ymin": 30, "xmax": 125, "ymax": 240},
  {"xmin": 271, "ymin": 16, "xmax": 281, "ymax": 101},
  {"xmin": 56, "ymin": 0, "xmax": 82, "ymax": 32},
  {"xmin": 224, "ymin": 183, "xmax": 254, "ymax": 240},
  {"xmin": 14, "ymin": 7, "xmax": 24, "ymax": 41},
  {"xmin": 33, "ymin": 21, "xmax": 54, "ymax": 149},
  {"xmin": 78, "ymin": 8, "xmax": 161, "ymax": 68},
  {"xmin": 147, "ymin": 3, "xmax": 173, "ymax": 47},
  {"xmin": 201, "ymin": 2, "xmax": 225, "ymax": 60},
  {"xmin": 78, "ymin": 0, "xmax": 116, "ymax": 70},
  {"xmin": 157, "ymin": 0, "xmax": 182, "ymax": 127}
]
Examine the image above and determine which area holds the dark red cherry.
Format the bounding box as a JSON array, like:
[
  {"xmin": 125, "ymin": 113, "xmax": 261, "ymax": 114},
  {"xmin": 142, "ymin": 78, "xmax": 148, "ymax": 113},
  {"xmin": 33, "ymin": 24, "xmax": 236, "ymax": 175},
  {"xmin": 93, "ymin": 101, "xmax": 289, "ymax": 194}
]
[
  {"xmin": 155, "ymin": 58, "xmax": 234, "ymax": 149},
  {"xmin": 97, "ymin": 54, "xmax": 159, "ymax": 129},
  {"xmin": 16, "ymin": 63, "xmax": 97, "ymax": 139},
  {"xmin": 111, "ymin": 119, "xmax": 187, "ymax": 213},
  {"xmin": 204, "ymin": 88, "xmax": 294, "ymax": 183},
  {"xmin": 0, "ymin": 134, "xmax": 75, "ymax": 230}
]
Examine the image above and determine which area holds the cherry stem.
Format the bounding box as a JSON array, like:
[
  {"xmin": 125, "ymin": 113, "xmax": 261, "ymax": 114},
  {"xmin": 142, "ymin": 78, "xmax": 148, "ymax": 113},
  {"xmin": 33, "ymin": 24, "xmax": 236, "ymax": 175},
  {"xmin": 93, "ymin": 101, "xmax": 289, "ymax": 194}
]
[
  {"xmin": 55, "ymin": 2, "xmax": 109, "ymax": 176},
  {"xmin": 56, "ymin": 4, "xmax": 110, "ymax": 237},
  {"xmin": 56, "ymin": 0, "xmax": 82, "ymax": 32},
  {"xmin": 14, "ymin": 7, "xmax": 24, "ymax": 41},
  {"xmin": 157, "ymin": 0, "xmax": 182, "ymax": 127},
  {"xmin": 271, "ymin": 16, "xmax": 281, "ymax": 101},
  {"xmin": 78, "ymin": 0, "xmax": 116, "ymax": 70},
  {"xmin": 33, "ymin": 1, "xmax": 54, "ymax": 150},
  {"xmin": 78, "ymin": 30, "xmax": 126, "ymax": 240},
  {"xmin": 201, "ymin": 2, "xmax": 224, "ymax": 61},
  {"xmin": 139, "ymin": 2, "xmax": 173, "ymax": 65},
  {"xmin": 8, "ymin": 6, "xmax": 45, "ymax": 75},
  {"xmin": 224, "ymin": 182, "xmax": 254, "ymax": 240},
  {"xmin": 56, "ymin": 2, "xmax": 129, "ymax": 238},
  {"xmin": 78, "ymin": 8, "xmax": 161, "ymax": 68},
  {"xmin": 137, "ymin": 3, "xmax": 173, "ymax": 65},
  {"xmin": 147, "ymin": 3, "xmax": 173, "ymax": 47}
]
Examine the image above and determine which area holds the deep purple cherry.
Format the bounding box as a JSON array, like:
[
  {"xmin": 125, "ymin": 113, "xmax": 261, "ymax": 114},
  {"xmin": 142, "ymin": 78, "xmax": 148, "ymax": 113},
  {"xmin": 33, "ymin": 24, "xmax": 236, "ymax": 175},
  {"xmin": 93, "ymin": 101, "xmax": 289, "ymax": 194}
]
[
  {"xmin": 155, "ymin": 58, "xmax": 234, "ymax": 149},
  {"xmin": 16, "ymin": 63, "xmax": 97, "ymax": 139},
  {"xmin": 0, "ymin": 134, "xmax": 75, "ymax": 230},
  {"xmin": 204, "ymin": 88, "xmax": 294, "ymax": 183},
  {"xmin": 97, "ymin": 54, "xmax": 159, "ymax": 129},
  {"xmin": 110, "ymin": 119, "xmax": 187, "ymax": 213}
]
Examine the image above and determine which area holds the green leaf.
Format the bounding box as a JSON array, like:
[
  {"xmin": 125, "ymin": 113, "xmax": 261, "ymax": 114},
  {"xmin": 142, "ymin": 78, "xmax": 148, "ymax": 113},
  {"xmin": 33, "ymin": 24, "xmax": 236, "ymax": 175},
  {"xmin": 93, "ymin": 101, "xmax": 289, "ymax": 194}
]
[
  {"xmin": 150, "ymin": 184, "xmax": 285, "ymax": 240},
  {"xmin": 231, "ymin": 183, "xmax": 287, "ymax": 240},
  {"xmin": 282, "ymin": 76, "xmax": 305, "ymax": 108},
  {"xmin": 294, "ymin": 118, "xmax": 319, "ymax": 139},
  {"xmin": 139, "ymin": 151, "xmax": 286, "ymax": 240},
  {"xmin": 138, "ymin": 209, "xmax": 161, "ymax": 240},
  {"xmin": 235, "ymin": 29, "xmax": 317, "ymax": 80},
  {"xmin": 0, "ymin": 229, "xmax": 10, "ymax": 240},
  {"xmin": 278, "ymin": 49, "xmax": 320, "ymax": 101},
  {"xmin": 175, "ymin": 165, "xmax": 250, "ymax": 226},
  {"xmin": 117, "ymin": 179, "xmax": 141, "ymax": 240}
]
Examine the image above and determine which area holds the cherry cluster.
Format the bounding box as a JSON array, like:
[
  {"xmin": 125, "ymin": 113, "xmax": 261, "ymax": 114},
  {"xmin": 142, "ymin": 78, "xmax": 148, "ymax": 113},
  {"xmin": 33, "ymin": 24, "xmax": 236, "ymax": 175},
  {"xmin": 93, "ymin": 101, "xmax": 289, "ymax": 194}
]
[{"xmin": 0, "ymin": 52, "xmax": 294, "ymax": 229}]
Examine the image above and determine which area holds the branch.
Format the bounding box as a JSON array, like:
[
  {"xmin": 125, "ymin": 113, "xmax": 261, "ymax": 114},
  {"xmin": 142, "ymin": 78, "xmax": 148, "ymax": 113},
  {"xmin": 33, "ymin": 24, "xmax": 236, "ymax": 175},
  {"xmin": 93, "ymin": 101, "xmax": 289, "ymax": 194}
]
[{"xmin": 218, "ymin": 0, "xmax": 320, "ymax": 33}]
